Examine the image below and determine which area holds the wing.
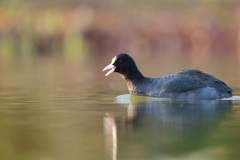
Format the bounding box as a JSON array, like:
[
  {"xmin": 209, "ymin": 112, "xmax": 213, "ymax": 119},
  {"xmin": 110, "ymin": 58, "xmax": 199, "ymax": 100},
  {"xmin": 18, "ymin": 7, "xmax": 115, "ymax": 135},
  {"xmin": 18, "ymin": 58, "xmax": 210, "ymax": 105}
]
[
  {"xmin": 159, "ymin": 75, "xmax": 206, "ymax": 94},
  {"xmin": 156, "ymin": 69, "xmax": 232, "ymax": 95}
]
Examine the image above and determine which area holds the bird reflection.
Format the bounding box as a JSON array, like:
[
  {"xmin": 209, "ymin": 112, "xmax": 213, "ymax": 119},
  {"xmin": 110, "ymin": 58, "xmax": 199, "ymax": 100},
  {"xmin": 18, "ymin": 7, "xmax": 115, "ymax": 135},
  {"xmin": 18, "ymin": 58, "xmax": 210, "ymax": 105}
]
[
  {"xmin": 104, "ymin": 113, "xmax": 117, "ymax": 160},
  {"xmin": 104, "ymin": 95, "xmax": 232, "ymax": 160}
]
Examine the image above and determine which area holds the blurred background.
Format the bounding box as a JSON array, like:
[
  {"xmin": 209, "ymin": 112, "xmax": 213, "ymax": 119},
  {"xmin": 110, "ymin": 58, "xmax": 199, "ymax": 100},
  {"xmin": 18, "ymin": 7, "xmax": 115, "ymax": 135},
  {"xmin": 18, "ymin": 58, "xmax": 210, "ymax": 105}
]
[
  {"xmin": 0, "ymin": 0, "xmax": 240, "ymax": 61},
  {"xmin": 0, "ymin": 1, "xmax": 240, "ymax": 160},
  {"xmin": 1, "ymin": 0, "xmax": 240, "ymax": 94}
]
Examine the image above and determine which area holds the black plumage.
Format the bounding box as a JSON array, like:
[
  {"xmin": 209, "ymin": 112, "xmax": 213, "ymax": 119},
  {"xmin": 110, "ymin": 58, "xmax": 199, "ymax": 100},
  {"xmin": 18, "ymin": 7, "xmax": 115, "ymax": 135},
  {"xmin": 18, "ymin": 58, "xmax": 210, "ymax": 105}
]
[{"xmin": 103, "ymin": 53, "xmax": 233, "ymax": 100}]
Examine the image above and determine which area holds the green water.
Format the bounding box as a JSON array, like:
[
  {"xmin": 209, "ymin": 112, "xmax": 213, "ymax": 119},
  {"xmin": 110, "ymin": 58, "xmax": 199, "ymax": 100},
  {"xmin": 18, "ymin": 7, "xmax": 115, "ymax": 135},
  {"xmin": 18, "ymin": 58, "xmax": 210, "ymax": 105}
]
[{"xmin": 0, "ymin": 57, "xmax": 240, "ymax": 160}]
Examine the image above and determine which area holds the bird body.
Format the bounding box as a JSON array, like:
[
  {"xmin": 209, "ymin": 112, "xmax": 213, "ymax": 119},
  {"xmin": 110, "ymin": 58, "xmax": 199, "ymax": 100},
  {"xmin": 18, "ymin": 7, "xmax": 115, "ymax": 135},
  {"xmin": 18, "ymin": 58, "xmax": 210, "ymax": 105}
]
[{"xmin": 103, "ymin": 53, "xmax": 233, "ymax": 100}]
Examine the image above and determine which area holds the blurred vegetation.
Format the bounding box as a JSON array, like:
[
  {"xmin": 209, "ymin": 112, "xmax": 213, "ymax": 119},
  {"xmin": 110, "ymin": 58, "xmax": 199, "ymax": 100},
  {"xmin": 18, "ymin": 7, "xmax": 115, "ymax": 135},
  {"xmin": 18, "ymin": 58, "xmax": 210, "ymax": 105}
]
[{"xmin": 0, "ymin": 0, "xmax": 240, "ymax": 61}]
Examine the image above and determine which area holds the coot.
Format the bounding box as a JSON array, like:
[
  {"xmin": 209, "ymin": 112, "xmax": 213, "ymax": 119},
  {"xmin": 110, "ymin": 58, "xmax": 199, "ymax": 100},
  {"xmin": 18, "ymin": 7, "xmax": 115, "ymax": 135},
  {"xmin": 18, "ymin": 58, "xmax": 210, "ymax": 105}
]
[{"xmin": 103, "ymin": 53, "xmax": 233, "ymax": 100}]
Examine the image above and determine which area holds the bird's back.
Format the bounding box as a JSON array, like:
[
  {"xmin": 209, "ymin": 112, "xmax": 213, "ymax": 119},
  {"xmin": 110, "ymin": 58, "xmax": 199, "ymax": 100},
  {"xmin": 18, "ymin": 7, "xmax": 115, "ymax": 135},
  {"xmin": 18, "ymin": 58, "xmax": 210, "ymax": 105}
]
[{"xmin": 146, "ymin": 69, "xmax": 232, "ymax": 99}]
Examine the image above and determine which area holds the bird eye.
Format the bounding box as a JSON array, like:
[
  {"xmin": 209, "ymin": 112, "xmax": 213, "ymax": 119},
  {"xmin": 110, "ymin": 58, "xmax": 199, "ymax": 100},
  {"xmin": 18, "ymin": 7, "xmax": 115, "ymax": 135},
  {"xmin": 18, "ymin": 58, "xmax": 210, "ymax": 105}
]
[{"xmin": 118, "ymin": 60, "xmax": 122, "ymax": 63}]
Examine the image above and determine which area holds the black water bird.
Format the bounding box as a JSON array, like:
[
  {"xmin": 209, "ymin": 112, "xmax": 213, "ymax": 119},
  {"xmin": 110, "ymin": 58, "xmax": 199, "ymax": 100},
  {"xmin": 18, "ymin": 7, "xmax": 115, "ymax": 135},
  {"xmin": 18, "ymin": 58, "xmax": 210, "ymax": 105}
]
[{"xmin": 103, "ymin": 53, "xmax": 233, "ymax": 100}]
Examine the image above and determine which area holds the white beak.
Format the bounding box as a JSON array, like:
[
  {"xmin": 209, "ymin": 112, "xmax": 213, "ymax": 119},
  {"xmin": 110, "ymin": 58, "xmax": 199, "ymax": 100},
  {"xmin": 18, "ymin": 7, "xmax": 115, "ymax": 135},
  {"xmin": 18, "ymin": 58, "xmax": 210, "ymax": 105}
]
[{"xmin": 103, "ymin": 64, "xmax": 116, "ymax": 76}]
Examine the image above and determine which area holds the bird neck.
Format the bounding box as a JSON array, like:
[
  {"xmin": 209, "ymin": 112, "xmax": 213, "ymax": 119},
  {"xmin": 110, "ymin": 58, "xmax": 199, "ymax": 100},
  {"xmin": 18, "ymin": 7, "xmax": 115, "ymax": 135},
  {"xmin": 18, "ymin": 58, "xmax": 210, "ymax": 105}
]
[
  {"xmin": 120, "ymin": 67, "xmax": 144, "ymax": 82},
  {"xmin": 119, "ymin": 68, "xmax": 145, "ymax": 95}
]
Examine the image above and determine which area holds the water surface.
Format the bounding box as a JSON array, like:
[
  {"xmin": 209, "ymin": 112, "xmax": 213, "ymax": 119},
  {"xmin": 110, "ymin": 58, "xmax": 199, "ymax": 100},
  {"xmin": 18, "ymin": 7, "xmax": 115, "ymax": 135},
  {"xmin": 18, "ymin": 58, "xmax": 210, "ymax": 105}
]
[{"xmin": 0, "ymin": 57, "xmax": 240, "ymax": 160}]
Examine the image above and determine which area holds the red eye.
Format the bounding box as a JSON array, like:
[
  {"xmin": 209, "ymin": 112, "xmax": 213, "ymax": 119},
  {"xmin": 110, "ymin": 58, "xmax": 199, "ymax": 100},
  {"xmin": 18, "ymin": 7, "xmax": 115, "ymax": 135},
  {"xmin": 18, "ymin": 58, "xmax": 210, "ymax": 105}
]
[{"xmin": 118, "ymin": 60, "xmax": 122, "ymax": 63}]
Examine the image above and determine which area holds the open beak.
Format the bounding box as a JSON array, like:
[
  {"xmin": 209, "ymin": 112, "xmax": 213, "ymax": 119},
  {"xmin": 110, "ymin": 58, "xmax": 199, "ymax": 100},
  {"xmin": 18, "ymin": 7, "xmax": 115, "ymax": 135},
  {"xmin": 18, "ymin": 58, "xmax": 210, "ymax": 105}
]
[{"xmin": 103, "ymin": 64, "xmax": 116, "ymax": 76}]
